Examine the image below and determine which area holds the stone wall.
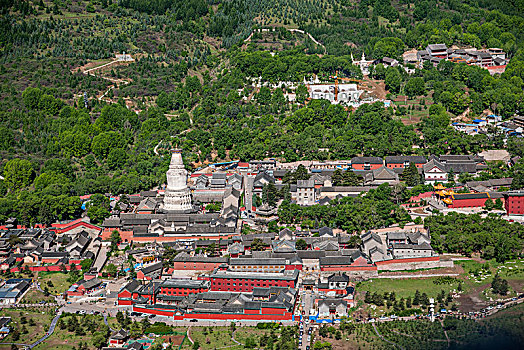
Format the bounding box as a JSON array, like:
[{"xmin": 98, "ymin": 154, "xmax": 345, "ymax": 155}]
[{"xmin": 376, "ymin": 259, "xmax": 453, "ymax": 271}]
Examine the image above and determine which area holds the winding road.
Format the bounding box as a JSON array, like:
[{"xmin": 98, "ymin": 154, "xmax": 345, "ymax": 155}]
[
  {"xmin": 30, "ymin": 309, "xmax": 62, "ymax": 348},
  {"xmin": 104, "ymin": 313, "xmax": 116, "ymax": 332}
]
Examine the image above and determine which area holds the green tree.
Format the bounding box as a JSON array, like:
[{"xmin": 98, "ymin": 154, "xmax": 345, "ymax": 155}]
[
  {"xmin": 262, "ymin": 182, "xmax": 279, "ymax": 206},
  {"xmin": 491, "ymin": 273, "xmax": 509, "ymax": 295},
  {"xmin": 22, "ymin": 87, "xmax": 42, "ymax": 109},
  {"xmin": 342, "ymin": 170, "xmax": 360, "ymax": 186},
  {"xmin": 92, "ymin": 332, "xmax": 107, "ymax": 349},
  {"xmin": 107, "ymin": 148, "xmax": 128, "ymax": 170},
  {"xmin": 402, "ymin": 162, "xmax": 421, "ymax": 186},
  {"xmin": 87, "ymin": 206, "xmax": 110, "ymax": 224},
  {"xmin": 81, "ymin": 258, "xmax": 93, "ymax": 272},
  {"xmin": 296, "ymin": 84, "xmax": 309, "ymax": 104},
  {"xmin": 2, "ymin": 159, "xmax": 35, "ymax": 192},
  {"xmin": 110, "ymin": 230, "xmax": 122, "ymax": 250},
  {"xmin": 331, "ymin": 169, "xmax": 344, "ymax": 186},
  {"xmin": 250, "ymin": 238, "xmax": 266, "ymax": 251},
  {"xmin": 404, "ymin": 77, "xmax": 425, "ymax": 98},
  {"xmin": 296, "ymin": 238, "xmax": 307, "ymax": 250},
  {"xmin": 385, "ymin": 68, "xmax": 402, "ymax": 93},
  {"xmin": 86, "ymin": 194, "xmax": 111, "ymax": 224}
]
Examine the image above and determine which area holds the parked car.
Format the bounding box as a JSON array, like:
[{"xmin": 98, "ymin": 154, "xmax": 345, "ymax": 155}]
[{"xmin": 190, "ymin": 319, "xmax": 198, "ymax": 322}]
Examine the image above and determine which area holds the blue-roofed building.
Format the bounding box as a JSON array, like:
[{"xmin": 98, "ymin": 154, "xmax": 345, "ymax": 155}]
[
  {"xmin": 0, "ymin": 280, "xmax": 30, "ymax": 305},
  {"xmin": 486, "ymin": 114, "xmax": 502, "ymax": 123},
  {"xmin": 472, "ymin": 119, "xmax": 487, "ymax": 127}
]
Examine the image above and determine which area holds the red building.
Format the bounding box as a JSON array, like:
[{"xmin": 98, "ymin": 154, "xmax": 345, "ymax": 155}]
[
  {"xmin": 118, "ymin": 279, "xmax": 211, "ymax": 306},
  {"xmin": 136, "ymin": 262, "xmax": 163, "ymax": 281},
  {"xmin": 350, "ymin": 157, "xmax": 383, "ymax": 171},
  {"xmin": 504, "ymin": 191, "xmax": 524, "ymax": 215},
  {"xmin": 445, "ymin": 192, "xmax": 493, "ymax": 208},
  {"xmin": 173, "ymin": 256, "xmax": 228, "ymax": 271},
  {"xmin": 108, "ymin": 329, "xmax": 129, "ymax": 347},
  {"xmin": 50, "ymin": 218, "xmax": 101, "ymax": 236},
  {"xmin": 207, "ymin": 269, "xmax": 299, "ymax": 292},
  {"xmin": 117, "ymin": 280, "xmax": 141, "ymax": 305},
  {"xmin": 66, "ymin": 278, "xmax": 103, "ymax": 298},
  {"xmin": 158, "ymin": 279, "xmax": 210, "ymax": 296},
  {"xmin": 385, "ymin": 156, "xmax": 427, "ymax": 169}
]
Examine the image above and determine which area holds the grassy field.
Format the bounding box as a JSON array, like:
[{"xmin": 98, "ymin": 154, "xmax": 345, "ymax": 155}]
[
  {"xmin": 358, "ymin": 277, "xmax": 461, "ymax": 299},
  {"xmin": 34, "ymin": 313, "xmax": 115, "ymax": 350},
  {"xmin": 21, "ymin": 289, "xmax": 55, "ymax": 304},
  {"xmin": 357, "ymin": 260, "xmax": 524, "ymax": 315},
  {"xmin": 181, "ymin": 326, "xmax": 240, "ymax": 349},
  {"xmin": 233, "ymin": 326, "xmax": 273, "ymax": 345},
  {"xmin": 0, "ymin": 307, "xmax": 55, "ymax": 345},
  {"xmin": 37, "ymin": 272, "xmax": 71, "ymax": 296}
]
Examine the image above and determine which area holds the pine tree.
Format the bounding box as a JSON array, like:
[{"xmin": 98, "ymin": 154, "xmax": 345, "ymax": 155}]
[
  {"xmin": 403, "ymin": 162, "xmax": 420, "ymax": 186},
  {"xmin": 413, "ymin": 290, "xmax": 421, "ymax": 305}
]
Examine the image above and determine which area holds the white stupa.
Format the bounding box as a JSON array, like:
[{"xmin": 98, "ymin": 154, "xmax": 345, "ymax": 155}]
[{"xmin": 163, "ymin": 149, "xmax": 192, "ymax": 211}]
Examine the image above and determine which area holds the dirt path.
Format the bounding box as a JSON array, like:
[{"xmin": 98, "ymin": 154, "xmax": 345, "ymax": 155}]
[
  {"xmin": 372, "ymin": 322, "xmax": 405, "ymax": 350},
  {"xmin": 244, "ymin": 28, "xmax": 326, "ymax": 53},
  {"xmin": 439, "ymin": 319, "xmax": 450, "ymax": 347}
]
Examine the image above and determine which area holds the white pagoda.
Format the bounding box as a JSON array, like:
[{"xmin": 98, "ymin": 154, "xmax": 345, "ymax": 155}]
[{"xmin": 163, "ymin": 149, "xmax": 192, "ymax": 211}]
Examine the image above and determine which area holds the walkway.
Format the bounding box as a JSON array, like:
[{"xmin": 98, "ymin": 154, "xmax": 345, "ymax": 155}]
[
  {"xmin": 230, "ymin": 329, "xmax": 242, "ymax": 346},
  {"xmin": 104, "ymin": 313, "xmax": 116, "ymax": 332},
  {"xmin": 372, "ymin": 322, "xmax": 405, "ymax": 350},
  {"xmin": 187, "ymin": 325, "xmax": 194, "ymax": 344},
  {"xmin": 30, "ymin": 309, "xmax": 62, "ymax": 348},
  {"xmin": 92, "ymin": 245, "xmax": 108, "ymax": 272}
]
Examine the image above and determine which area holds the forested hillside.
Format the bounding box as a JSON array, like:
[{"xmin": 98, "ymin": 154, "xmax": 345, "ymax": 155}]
[{"xmin": 0, "ymin": 0, "xmax": 524, "ymax": 225}]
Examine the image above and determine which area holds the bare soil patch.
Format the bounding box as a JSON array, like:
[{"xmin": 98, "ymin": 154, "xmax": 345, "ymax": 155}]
[
  {"xmin": 162, "ymin": 334, "xmax": 185, "ymax": 345},
  {"xmin": 456, "ymin": 283, "xmax": 490, "ymax": 313}
]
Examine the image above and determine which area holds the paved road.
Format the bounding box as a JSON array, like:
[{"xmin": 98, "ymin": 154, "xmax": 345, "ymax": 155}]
[
  {"xmin": 30, "ymin": 309, "xmax": 62, "ymax": 348},
  {"xmin": 243, "ymin": 172, "xmax": 254, "ymax": 212},
  {"xmin": 300, "ymin": 290, "xmax": 314, "ymax": 350},
  {"xmin": 93, "ymin": 245, "xmax": 109, "ymax": 272},
  {"xmin": 61, "ymin": 304, "xmax": 118, "ymax": 317},
  {"xmin": 104, "ymin": 313, "xmax": 116, "ymax": 332}
]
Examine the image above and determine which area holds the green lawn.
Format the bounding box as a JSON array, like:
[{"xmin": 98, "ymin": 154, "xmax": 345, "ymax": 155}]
[
  {"xmin": 37, "ymin": 272, "xmax": 71, "ymax": 296},
  {"xmin": 358, "ymin": 277, "xmax": 462, "ymax": 299}
]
